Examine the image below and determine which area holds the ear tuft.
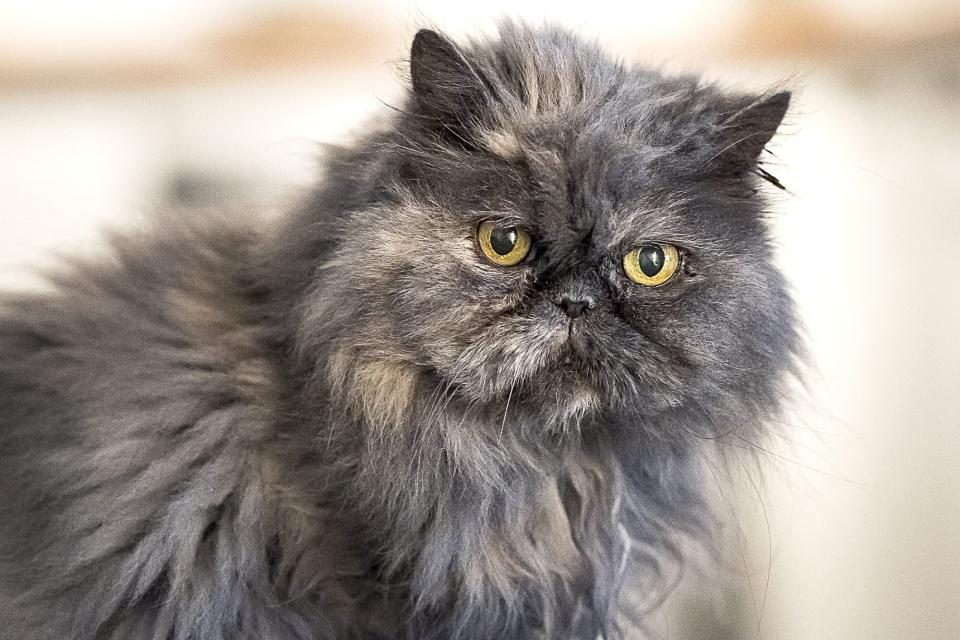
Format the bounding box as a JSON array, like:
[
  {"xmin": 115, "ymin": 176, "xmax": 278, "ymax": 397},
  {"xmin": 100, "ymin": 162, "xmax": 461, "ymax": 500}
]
[
  {"xmin": 410, "ymin": 30, "xmax": 464, "ymax": 98},
  {"xmin": 716, "ymin": 90, "xmax": 791, "ymax": 167},
  {"xmin": 409, "ymin": 29, "xmax": 490, "ymax": 123}
]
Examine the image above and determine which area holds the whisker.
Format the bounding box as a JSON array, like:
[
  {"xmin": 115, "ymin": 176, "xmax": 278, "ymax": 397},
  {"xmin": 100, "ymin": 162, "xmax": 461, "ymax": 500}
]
[
  {"xmin": 499, "ymin": 380, "xmax": 516, "ymax": 446},
  {"xmin": 732, "ymin": 435, "xmax": 873, "ymax": 489},
  {"xmin": 733, "ymin": 449, "xmax": 772, "ymax": 640},
  {"xmin": 702, "ymin": 454, "xmax": 760, "ymax": 637}
]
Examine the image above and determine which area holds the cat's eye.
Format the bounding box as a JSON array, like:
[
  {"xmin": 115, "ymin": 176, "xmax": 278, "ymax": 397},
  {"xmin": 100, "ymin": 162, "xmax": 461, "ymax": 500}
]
[
  {"xmin": 477, "ymin": 220, "xmax": 532, "ymax": 266},
  {"xmin": 623, "ymin": 243, "xmax": 681, "ymax": 286}
]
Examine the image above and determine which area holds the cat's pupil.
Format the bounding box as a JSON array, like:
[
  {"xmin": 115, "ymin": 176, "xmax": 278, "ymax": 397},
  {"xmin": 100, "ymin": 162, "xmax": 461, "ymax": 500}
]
[
  {"xmin": 638, "ymin": 245, "xmax": 664, "ymax": 277},
  {"xmin": 490, "ymin": 228, "xmax": 518, "ymax": 255}
]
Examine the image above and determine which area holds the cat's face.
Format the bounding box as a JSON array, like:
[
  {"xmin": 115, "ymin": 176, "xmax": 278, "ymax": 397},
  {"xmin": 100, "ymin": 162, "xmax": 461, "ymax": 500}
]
[{"xmin": 305, "ymin": 26, "xmax": 797, "ymax": 435}]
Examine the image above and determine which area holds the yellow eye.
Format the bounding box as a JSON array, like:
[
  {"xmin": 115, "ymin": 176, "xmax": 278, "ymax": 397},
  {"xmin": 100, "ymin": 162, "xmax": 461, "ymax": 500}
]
[
  {"xmin": 623, "ymin": 243, "xmax": 681, "ymax": 286},
  {"xmin": 477, "ymin": 220, "xmax": 532, "ymax": 266}
]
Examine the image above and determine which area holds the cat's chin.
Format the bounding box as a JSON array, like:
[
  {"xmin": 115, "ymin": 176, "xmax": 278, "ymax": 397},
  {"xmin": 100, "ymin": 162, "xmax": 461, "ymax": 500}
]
[
  {"xmin": 510, "ymin": 362, "xmax": 605, "ymax": 425},
  {"xmin": 445, "ymin": 318, "xmax": 670, "ymax": 423},
  {"xmin": 548, "ymin": 379, "xmax": 603, "ymax": 424}
]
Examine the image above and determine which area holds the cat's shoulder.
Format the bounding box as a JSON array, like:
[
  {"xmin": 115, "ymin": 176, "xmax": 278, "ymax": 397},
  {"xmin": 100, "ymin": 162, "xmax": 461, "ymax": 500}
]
[
  {"xmin": 0, "ymin": 210, "xmax": 297, "ymax": 638},
  {"xmin": 0, "ymin": 209, "xmax": 278, "ymax": 434},
  {"xmin": 0, "ymin": 209, "xmax": 273, "ymax": 393}
]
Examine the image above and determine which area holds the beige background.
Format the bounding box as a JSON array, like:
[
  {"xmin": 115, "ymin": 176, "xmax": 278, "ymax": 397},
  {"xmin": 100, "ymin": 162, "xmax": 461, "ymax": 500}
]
[{"xmin": 1, "ymin": 1, "xmax": 958, "ymax": 637}]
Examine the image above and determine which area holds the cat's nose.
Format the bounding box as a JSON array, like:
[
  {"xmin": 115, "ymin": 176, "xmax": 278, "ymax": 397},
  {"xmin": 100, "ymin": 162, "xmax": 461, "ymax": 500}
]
[{"xmin": 557, "ymin": 294, "xmax": 594, "ymax": 319}]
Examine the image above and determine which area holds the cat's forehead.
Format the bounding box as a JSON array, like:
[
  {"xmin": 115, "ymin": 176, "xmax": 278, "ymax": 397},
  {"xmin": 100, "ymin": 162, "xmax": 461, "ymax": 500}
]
[
  {"xmin": 403, "ymin": 21, "xmax": 788, "ymax": 254},
  {"xmin": 467, "ymin": 120, "xmax": 703, "ymax": 246}
]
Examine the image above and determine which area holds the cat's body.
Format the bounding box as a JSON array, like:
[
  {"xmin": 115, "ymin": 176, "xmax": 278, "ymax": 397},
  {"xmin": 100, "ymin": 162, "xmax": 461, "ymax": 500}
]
[{"xmin": 0, "ymin": 23, "xmax": 797, "ymax": 640}]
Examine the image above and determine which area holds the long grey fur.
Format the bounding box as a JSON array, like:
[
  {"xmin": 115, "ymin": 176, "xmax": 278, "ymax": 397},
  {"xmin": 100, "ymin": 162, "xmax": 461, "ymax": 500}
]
[{"xmin": 0, "ymin": 22, "xmax": 799, "ymax": 640}]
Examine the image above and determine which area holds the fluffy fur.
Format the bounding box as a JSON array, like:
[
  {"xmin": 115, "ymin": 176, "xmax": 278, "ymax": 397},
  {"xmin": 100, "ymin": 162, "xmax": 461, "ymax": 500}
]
[{"xmin": 0, "ymin": 22, "xmax": 798, "ymax": 639}]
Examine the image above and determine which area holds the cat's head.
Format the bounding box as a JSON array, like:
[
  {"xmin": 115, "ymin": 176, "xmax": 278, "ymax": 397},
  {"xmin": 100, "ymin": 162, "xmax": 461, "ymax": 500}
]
[{"xmin": 298, "ymin": 23, "xmax": 798, "ymax": 439}]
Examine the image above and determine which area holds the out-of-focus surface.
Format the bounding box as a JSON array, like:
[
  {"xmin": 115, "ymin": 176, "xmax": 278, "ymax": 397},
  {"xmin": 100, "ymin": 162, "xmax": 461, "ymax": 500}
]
[{"xmin": 1, "ymin": 1, "xmax": 959, "ymax": 638}]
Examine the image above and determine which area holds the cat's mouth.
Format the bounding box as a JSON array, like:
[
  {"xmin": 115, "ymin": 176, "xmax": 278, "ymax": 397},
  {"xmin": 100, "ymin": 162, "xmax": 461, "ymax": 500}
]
[
  {"xmin": 444, "ymin": 308, "xmax": 612, "ymax": 405},
  {"xmin": 559, "ymin": 334, "xmax": 586, "ymax": 367},
  {"xmin": 562, "ymin": 318, "xmax": 595, "ymax": 359},
  {"xmin": 547, "ymin": 324, "xmax": 604, "ymax": 395}
]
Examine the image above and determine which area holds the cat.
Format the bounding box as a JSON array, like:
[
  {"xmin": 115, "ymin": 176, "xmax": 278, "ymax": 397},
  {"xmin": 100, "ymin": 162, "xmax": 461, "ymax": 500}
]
[{"xmin": 0, "ymin": 21, "xmax": 798, "ymax": 640}]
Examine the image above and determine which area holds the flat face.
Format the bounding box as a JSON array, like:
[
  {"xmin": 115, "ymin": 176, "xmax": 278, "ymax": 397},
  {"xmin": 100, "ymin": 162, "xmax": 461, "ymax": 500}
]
[{"xmin": 309, "ymin": 25, "xmax": 796, "ymax": 435}]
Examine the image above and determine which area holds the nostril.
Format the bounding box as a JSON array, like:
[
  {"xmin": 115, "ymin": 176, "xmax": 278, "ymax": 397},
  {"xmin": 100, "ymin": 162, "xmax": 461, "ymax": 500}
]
[{"xmin": 558, "ymin": 295, "xmax": 593, "ymax": 319}]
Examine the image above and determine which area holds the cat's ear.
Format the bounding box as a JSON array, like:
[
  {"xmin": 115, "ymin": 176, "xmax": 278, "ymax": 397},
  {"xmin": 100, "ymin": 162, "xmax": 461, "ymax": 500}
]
[
  {"xmin": 409, "ymin": 29, "xmax": 491, "ymax": 123},
  {"xmin": 712, "ymin": 91, "xmax": 790, "ymax": 170}
]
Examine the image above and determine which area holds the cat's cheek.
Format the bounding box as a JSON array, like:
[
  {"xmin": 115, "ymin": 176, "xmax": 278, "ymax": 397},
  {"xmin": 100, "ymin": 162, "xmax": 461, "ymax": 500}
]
[{"xmin": 603, "ymin": 273, "xmax": 704, "ymax": 328}]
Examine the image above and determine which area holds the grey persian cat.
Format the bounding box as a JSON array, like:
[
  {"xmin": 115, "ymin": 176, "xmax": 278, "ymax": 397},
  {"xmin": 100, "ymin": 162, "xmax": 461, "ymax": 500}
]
[{"xmin": 0, "ymin": 22, "xmax": 797, "ymax": 640}]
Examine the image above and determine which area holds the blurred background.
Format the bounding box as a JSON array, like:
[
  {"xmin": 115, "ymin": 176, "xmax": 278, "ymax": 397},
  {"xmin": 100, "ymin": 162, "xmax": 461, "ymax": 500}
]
[{"xmin": 1, "ymin": 1, "xmax": 958, "ymax": 637}]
